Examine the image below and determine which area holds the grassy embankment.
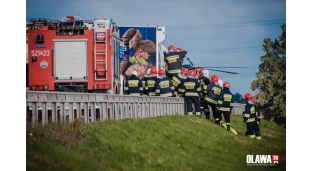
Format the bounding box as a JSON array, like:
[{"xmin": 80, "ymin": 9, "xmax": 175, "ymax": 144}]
[{"xmin": 26, "ymin": 115, "xmax": 286, "ymax": 171}]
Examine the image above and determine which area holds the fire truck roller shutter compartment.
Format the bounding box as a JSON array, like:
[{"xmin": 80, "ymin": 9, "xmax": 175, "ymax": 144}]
[{"xmin": 53, "ymin": 39, "xmax": 88, "ymax": 80}]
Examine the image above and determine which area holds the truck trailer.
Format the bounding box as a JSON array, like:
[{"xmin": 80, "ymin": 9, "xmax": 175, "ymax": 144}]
[{"xmin": 117, "ymin": 25, "xmax": 167, "ymax": 94}]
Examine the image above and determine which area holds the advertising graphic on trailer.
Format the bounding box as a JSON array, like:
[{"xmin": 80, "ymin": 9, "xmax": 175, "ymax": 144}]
[{"xmin": 119, "ymin": 27, "xmax": 157, "ymax": 80}]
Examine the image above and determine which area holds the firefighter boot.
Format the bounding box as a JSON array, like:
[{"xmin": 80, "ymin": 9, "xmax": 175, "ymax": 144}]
[
  {"xmin": 200, "ymin": 106, "xmax": 205, "ymax": 118},
  {"xmin": 214, "ymin": 118, "xmax": 220, "ymax": 125},
  {"xmin": 195, "ymin": 112, "xmax": 201, "ymax": 117},
  {"xmin": 204, "ymin": 109, "xmax": 210, "ymax": 120},
  {"xmin": 219, "ymin": 121, "xmax": 223, "ymax": 127}
]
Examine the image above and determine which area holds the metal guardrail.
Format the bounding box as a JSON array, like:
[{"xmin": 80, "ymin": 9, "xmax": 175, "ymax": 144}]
[{"xmin": 26, "ymin": 91, "xmax": 245, "ymax": 126}]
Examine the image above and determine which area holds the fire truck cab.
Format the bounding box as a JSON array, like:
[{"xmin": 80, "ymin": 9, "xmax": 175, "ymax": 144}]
[{"xmin": 27, "ymin": 16, "xmax": 121, "ymax": 93}]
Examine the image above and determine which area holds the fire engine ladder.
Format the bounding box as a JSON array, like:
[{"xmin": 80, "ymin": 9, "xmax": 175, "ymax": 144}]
[{"xmin": 94, "ymin": 31, "xmax": 107, "ymax": 80}]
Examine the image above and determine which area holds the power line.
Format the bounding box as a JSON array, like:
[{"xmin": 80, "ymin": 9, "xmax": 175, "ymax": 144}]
[
  {"xmin": 167, "ymin": 21, "xmax": 285, "ymax": 30},
  {"xmin": 222, "ymin": 0, "xmax": 285, "ymax": 4},
  {"xmin": 210, "ymin": 73, "xmax": 257, "ymax": 76},
  {"xmin": 166, "ymin": 19, "xmax": 285, "ymax": 28},
  {"xmin": 164, "ymin": 47, "xmax": 264, "ymax": 54},
  {"xmin": 187, "ymin": 49, "xmax": 264, "ymax": 54},
  {"xmin": 187, "ymin": 46, "xmax": 261, "ymax": 52}
]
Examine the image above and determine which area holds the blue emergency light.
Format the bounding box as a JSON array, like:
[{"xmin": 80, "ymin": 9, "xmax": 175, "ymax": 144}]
[{"xmin": 36, "ymin": 35, "xmax": 44, "ymax": 44}]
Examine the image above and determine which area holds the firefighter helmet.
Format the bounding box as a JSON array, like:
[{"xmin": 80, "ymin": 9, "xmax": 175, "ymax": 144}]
[
  {"xmin": 211, "ymin": 75, "xmax": 219, "ymax": 83},
  {"xmin": 188, "ymin": 70, "xmax": 197, "ymax": 77},
  {"xmin": 223, "ymin": 82, "xmax": 230, "ymax": 88},
  {"xmin": 150, "ymin": 67, "xmax": 157, "ymax": 75},
  {"xmin": 146, "ymin": 68, "xmax": 151, "ymax": 75},
  {"xmin": 168, "ymin": 45, "xmax": 175, "ymax": 52},
  {"xmin": 244, "ymin": 93, "xmax": 253, "ymax": 101},
  {"xmin": 131, "ymin": 71, "xmax": 138, "ymax": 77},
  {"xmin": 201, "ymin": 70, "xmax": 210, "ymax": 78},
  {"xmin": 176, "ymin": 47, "xmax": 182, "ymax": 52},
  {"xmin": 158, "ymin": 69, "xmax": 165, "ymax": 76},
  {"xmin": 181, "ymin": 68, "xmax": 189, "ymax": 76}
]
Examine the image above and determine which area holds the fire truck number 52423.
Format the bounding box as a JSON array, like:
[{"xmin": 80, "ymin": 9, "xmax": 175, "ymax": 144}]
[{"xmin": 31, "ymin": 50, "xmax": 50, "ymax": 57}]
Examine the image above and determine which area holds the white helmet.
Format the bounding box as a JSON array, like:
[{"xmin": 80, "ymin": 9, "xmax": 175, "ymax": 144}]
[
  {"xmin": 201, "ymin": 70, "xmax": 210, "ymax": 78},
  {"xmin": 146, "ymin": 68, "xmax": 151, "ymax": 75},
  {"xmin": 218, "ymin": 79, "xmax": 223, "ymax": 88},
  {"xmin": 131, "ymin": 70, "xmax": 138, "ymax": 77}
]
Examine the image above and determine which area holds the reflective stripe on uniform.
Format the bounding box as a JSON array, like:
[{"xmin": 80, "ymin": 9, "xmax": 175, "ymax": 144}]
[
  {"xmin": 160, "ymin": 93, "xmax": 172, "ymax": 97},
  {"xmin": 167, "ymin": 69, "xmax": 181, "ymax": 74},
  {"xmin": 185, "ymin": 92, "xmax": 199, "ymax": 97},
  {"xmin": 249, "ymin": 134, "xmax": 255, "ymax": 138},
  {"xmin": 148, "ymin": 92, "xmax": 156, "ymax": 96},
  {"xmin": 243, "ymin": 114, "xmax": 250, "ymax": 117},
  {"xmin": 204, "ymin": 97, "xmax": 217, "ymax": 104},
  {"xmin": 247, "ymin": 118, "xmax": 255, "ymax": 122},
  {"xmin": 218, "ymin": 107, "xmax": 231, "ymax": 112}
]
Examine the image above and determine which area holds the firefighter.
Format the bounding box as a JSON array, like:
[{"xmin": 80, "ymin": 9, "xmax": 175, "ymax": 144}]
[
  {"xmin": 171, "ymin": 68, "xmax": 189, "ymax": 97},
  {"xmin": 198, "ymin": 69, "xmax": 207, "ymax": 83},
  {"xmin": 142, "ymin": 68, "xmax": 151, "ymax": 95},
  {"xmin": 253, "ymin": 98, "xmax": 262, "ymax": 139},
  {"xmin": 203, "ymin": 75, "xmax": 222, "ymax": 124},
  {"xmin": 217, "ymin": 82, "xmax": 235, "ymax": 130},
  {"xmin": 243, "ymin": 93, "xmax": 257, "ymax": 138},
  {"xmin": 156, "ymin": 69, "xmax": 175, "ymax": 97},
  {"xmin": 164, "ymin": 45, "xmax": 187, "ymax": 79},
  {"xmin": 145, "ymin": 67, "xmax": 158, "ymax": 96},
  {"xmin": 179, "ymin": 70, "xmax": 202, "ymax": 116},
  {"xmin": 199, "ymin": 70, "xmax": 211, "ymax": 118},
  {"xmin": 124, "ymin": 71, "xmax": 143, "ymax": 96}
]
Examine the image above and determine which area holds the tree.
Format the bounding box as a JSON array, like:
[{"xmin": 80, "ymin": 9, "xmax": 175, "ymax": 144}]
[
  {"xmin": 232, "ymin": 93, "xmax": 245, "ymax": 104},
  {"xmin": 251, "ymin": 24, "xmax": 286, "ymax": 126}
]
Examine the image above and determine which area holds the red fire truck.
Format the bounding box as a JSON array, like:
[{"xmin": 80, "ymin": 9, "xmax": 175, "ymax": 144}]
[{"xmin": 27, "ymin": 16, "xmax": 121, "ymax": 94}]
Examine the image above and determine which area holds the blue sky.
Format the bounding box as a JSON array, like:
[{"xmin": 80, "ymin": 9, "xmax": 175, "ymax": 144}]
[{"xmin": 26, "ymin": 0, "xmax": 286, "ymax": 95}]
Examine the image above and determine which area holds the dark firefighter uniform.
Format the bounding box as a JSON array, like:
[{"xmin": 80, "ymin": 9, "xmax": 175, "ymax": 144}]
[
  {"xmin": 164, "ymin": 51, "xmax": 187, "ymax": 79},
  {"xmin": 156, "ymin": 76, "xmax": 175, "ymax": 97},
  {"xmin": 145, "ymin": 76, "xmax": 157, "ymax": 96},
  {"xmin": 200, "ymin": 77, "xmax": 211, "ymax": 118},
  {"xmin": 171, "ymin": 73, "xmax": 186, "ymax": 96},
  {"xmin": 217, "ymin": 89, "xmax": 234, "ymax": 129},
  {"xmin": 203, "ymin": 82, "xmax": 222, "ymax": 124},
  {"xmin": 243, "ymin": 101, "xmax": 257, "ymax": 138},
  {"xmin": 253, "ymin": 100, "xmax": 261, "ymax": 139},
  {"xmin": 142, "ymin": 77, "xmax": 148, "ymax": 95},
  {"xmin": 179, "ymin": 76, "xmax": 202, "ymax": 116},
  {"xmin": 124, "ymin": 75, "xmax": 143, "ymax": 96}
]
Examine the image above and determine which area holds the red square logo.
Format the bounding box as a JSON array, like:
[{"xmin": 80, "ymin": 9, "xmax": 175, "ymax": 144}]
[{"xmin": 272, "ymin": 155, "xmax": 280, "ymax": 163}]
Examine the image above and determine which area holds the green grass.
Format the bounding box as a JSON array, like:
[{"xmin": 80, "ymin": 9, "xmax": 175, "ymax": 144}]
[{"xmin": 26, "ymin": 115, "xmax": 286, "ymax": 171}]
